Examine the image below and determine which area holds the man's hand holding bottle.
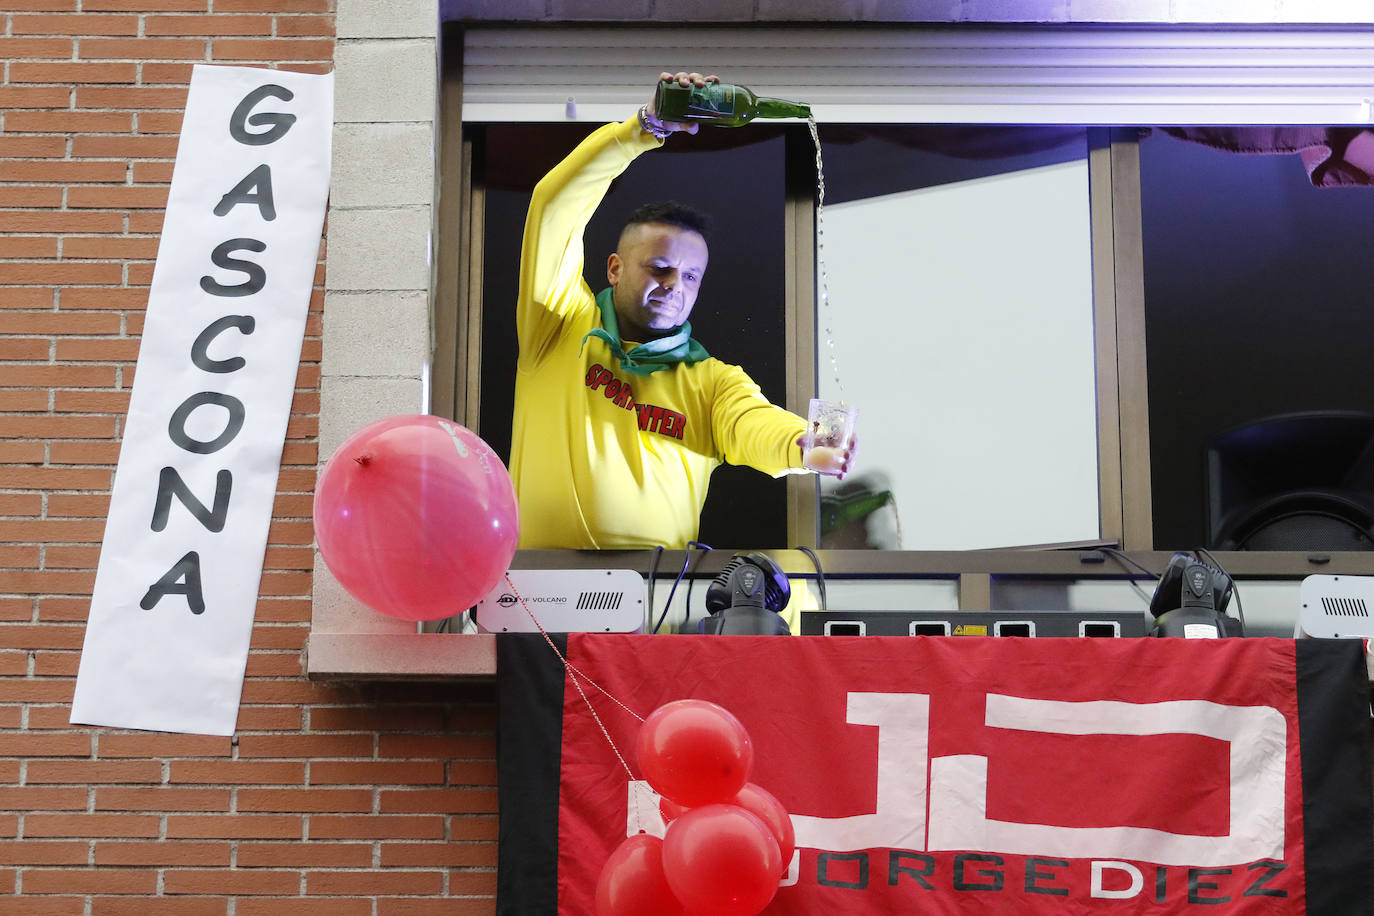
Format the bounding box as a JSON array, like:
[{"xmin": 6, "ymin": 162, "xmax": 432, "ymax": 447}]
[{"xmin": 639, "ymin": 71, "xmax": 719, "ymax": 138}]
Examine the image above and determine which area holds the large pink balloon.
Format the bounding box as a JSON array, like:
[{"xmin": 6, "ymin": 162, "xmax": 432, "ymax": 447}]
[
  {"xmin": 595, "ymin": 834, "xmax": 687, "ymax": 916},
  {"xmin": 313, "ymin": 414, "xmax": 519, "ymax": 621},
  {"xmin": 662, "ymin": 804, "xmax": 781, "ymax": 916},
  {"xmin": 637, "ymin": 700, "xmax": 753, "ymax": 808}
]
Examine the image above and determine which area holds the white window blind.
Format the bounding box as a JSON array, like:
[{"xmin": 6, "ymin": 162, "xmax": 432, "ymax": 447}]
[{"xmin": 461, "ymin": 26, "xmax": 1374, "ymax": 125}]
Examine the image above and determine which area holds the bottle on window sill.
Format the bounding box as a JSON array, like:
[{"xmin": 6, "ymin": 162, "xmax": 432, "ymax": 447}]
[
  {"xmin": 820, "ymin": 489, "xmax": 893, "ymax": 536},
  {"xmin": 653, "ymin": 81, "xmax": 812, "ymax": 127}
]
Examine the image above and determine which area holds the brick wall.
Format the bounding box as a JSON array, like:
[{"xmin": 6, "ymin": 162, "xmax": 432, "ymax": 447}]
[{"xmin": 1, "ymin": 3, "xmax": 499, "ymax": 913}]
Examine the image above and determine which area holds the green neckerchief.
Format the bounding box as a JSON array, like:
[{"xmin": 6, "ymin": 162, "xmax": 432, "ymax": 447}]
[{"xmin": 580, "ymin": 287, "xmax": 710, "ymax": 377}]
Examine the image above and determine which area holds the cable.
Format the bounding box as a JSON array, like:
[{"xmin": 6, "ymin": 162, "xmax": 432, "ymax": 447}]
[
  {"xmin": 646, "ymin": 545, "xmax": 664, "ymax": 633},
  {"xmin": 1098, "ymin": 547, "xmax": 1159, "ymax": 606},
  {"xmin": 652, "ymin": 546, "xmax": 697, "ymax": 634},
  {"xmin": 796, "ymin": 545, "xmax": 827, "ymax": 611},
  {"xmin": 1098, "ymin": 547, "xmax": 1158, "ymax": 578},
  {"xmin": 1196, "ymin": 546, "xmax": 1246, "ymax": 629},
  {"xmin": 680, "ymin": 541, "xmax": 712, "ymax": 631}
]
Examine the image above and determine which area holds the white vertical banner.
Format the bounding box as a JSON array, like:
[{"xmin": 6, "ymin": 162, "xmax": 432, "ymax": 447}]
[{"xmin": 70, "ymin": 65, "xmax": 333, "ymax": 735}]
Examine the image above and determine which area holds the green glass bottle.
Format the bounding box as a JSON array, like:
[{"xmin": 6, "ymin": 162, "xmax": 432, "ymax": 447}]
[
  {"xmin": 819, "ymin": 489, "xmax": 893, "ymax": 536},
  {"xmin": 652, "ymin": 81, "xmax": 811, "ymax": 127}
]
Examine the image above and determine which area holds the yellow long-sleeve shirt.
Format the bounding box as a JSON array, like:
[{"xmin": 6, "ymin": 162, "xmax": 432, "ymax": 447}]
[{"xmin": 511, "ymin": 116, "xmax": 808, "ymax": 551}]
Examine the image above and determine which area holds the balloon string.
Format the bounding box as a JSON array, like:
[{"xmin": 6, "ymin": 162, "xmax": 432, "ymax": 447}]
[
  {"xmin": 502, "ymin": 574, "xmax": 645, "ymax": 723},
  {"xmin": 503, "ymin": 574, "xmax": 643, "ymax": 783}
]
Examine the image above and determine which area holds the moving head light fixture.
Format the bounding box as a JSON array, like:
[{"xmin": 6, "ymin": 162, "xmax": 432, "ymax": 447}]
[
  {"xmin": 1148, "ymin": 552, "xmax": 1243, "ymax": 638},
  {"xmin": 699, "ymin": 552, "xmax": 791, "ymax": 635}
]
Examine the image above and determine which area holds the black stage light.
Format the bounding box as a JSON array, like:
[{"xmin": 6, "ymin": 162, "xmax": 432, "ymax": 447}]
[
  {"xmin": 1148, "ymin": 552, "xmax": 1244, "ymax": 638},
  {"xmin": 699, "ymin": 552, "xmax": 791, "ymax": 635}
]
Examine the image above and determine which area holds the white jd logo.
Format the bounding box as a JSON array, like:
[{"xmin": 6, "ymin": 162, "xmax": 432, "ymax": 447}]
[
  {"xmin": 629, "ymin": 692, "xmax": 1287, "ymax": 871},
  {"xmin": 788, "ymin": 692, "xmax": 1287, "ymax": 868}
]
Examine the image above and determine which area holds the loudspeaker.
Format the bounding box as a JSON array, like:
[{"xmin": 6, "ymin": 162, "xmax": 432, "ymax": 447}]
[{"xmin": 1205, "ymin": 411, "xmax": 1374, "ymax": 550}]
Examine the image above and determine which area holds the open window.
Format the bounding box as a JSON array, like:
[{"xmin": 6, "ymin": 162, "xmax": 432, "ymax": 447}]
[{"xmin": 309, "ymin": 21, "xmax": 1374, "ymax": 674}]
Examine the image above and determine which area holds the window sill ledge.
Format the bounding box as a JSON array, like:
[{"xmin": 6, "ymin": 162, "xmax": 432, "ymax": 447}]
[{"xmin": 306, "ymin": 632, "xmax": 496, "ymax": 679}]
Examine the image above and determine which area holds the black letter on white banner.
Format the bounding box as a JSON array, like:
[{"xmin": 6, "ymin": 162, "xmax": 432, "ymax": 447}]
[
  {"xmin": 200, "ymin": 238, "xmax": 267, "ymax": 298},
  {"xmin": 140, "ymin": 551, "xmax": 207, "ymax": 614},
  {"xmin": 214, "ymin": 164, "xmax": 276, "ymax": 221},
  {"xmin": 169, "ymin": 391, "xmax": 245, "ymax": 455},
  {"xmin": 229, "ymin": 84, "xmax": 296, "ymax": 145},
  {"xmin": 191, "ymin": 315, "xmax": 255, "ymax": 373},
  {"xmin": 151, "ymin": 467, "xmax": 232, "ymax": 533}
]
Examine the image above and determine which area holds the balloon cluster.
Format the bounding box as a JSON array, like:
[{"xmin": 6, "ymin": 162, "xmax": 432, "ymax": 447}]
[
  {"xmin": 313, "ymin": 415, "xmax": 519, "ymax": 621},
  {"xmin": 596, "ymin": 700, "xmax": 795, "ymax": 916}
]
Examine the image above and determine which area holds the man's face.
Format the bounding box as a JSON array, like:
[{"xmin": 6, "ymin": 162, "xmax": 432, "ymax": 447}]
[{"xmin": 606, "ymin": 221, "xmax": 709, "ymax": 342}]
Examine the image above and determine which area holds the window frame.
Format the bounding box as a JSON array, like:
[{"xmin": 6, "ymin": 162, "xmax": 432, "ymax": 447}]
[{"xmin": 308, "ymin": 19, "xmax": 1374, "ymax": 679}]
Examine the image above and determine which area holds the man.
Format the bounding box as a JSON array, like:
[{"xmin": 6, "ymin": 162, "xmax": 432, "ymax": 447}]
[{"xmin": 510, "ymin": 71, "xmax": 852, "ymax": 553}]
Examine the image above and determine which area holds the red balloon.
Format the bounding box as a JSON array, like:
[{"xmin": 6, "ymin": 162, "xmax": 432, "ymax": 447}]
[
  {"xmin": 659, "ymin": 795, "xmax": 688, "ymax": 826},
  {"xmin": 595, "ymin": 834, "xmax": 687, "ymax": 916},
  {"xmin": 662, "ymin": 805, "xmax": 782, "ymax": 916},
  {"xmin": 313, "ymin": 414, "xmax": 519, "ymax": 621},
  {"xmin": 637, "ymin": 700, "xmax": 753, "ymax": 808},
  {"xmin": 733, "ymin": 783, "xmax": 795, "ymax": 876}
]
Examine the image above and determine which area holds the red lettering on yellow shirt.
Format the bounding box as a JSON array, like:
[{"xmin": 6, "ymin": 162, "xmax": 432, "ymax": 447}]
[
  {"xmin": 638, "ymin": 404, "xmax": 662, "ymax": 432},
  {"xmin": 586, "ymin": 363, "xmax": 686, "ymax": 441},
  {"xmin": 585, "ymin": 364, "xmax": 613, "ymax": 390}
]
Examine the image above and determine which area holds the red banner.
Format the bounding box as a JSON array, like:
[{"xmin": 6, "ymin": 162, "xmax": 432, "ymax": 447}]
[{"xmin": 496, "ymin": 635, "xmax": 1373, "ymax": 914}]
